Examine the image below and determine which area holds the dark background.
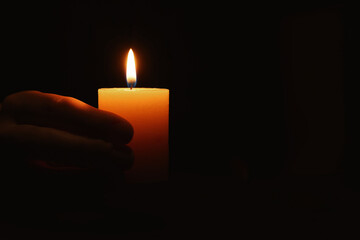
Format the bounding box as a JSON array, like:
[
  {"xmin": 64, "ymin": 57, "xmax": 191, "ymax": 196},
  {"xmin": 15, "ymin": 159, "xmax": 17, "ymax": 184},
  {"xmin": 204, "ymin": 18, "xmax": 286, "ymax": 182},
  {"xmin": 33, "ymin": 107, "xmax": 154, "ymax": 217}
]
[
  {"xmin": 1, "ymin": 0, "xmax": 357, "ymax": 180},
  {"xmin": 1, "ymin": 0, "xmax": 359, "ymax": 238}
]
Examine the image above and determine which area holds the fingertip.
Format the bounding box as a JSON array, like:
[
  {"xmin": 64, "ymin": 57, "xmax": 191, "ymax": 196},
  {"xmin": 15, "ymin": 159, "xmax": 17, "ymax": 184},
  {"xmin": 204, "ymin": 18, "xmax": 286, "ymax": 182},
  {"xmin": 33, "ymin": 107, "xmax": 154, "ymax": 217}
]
[
  {"xmin": 114, "ymin": 120, "xmax": 134, "ymax": 144},
  {"xmin": 127, "ymin": 121, "xmax": 134, "ymax": 143},
  {"xmin": 94, "ymin": 108, "xmax": 134, "ymax": 144}
]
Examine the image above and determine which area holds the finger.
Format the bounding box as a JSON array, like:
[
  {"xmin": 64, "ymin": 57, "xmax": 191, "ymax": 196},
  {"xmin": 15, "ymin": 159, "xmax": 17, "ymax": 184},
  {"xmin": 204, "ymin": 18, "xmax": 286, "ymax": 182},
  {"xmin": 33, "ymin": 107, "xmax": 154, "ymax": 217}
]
[
  {"xmin": 2, "ymin": 91, "xmax": 133, "ymax": 144},
  {"xmin": 0, "ymin": 122, "xmax": 133, "ymax": 171}
]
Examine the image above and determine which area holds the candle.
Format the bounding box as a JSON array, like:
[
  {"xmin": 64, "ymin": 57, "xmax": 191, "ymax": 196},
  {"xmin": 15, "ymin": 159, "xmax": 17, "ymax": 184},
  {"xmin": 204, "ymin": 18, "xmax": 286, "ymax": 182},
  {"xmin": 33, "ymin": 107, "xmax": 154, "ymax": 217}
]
[{"xmin": 98, "ymin": 49, "xmax": 169, "ymax": 183}]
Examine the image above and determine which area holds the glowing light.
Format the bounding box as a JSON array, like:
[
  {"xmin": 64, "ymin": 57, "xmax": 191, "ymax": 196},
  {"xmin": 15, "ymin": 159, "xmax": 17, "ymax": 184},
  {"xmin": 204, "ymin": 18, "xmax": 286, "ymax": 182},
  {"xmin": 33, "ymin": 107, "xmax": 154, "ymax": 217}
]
[{"xmin": 126, "ymin": 48, "xmax": 136, "ymax": 89}]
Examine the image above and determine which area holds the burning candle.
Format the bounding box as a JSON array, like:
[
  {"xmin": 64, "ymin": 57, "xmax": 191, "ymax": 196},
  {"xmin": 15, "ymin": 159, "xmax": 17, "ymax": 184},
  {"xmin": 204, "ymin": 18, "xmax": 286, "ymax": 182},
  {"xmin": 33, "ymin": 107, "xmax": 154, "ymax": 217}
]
[{"xmin": 98, "ymin": 49, "xmax": 169, "ymax": 183}]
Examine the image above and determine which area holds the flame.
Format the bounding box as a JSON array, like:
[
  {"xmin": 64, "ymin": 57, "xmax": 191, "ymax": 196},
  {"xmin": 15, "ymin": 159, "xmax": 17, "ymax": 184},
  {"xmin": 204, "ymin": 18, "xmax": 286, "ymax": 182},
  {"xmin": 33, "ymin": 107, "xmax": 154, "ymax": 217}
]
[{"xmin": 126, "ymin": 48, "xmax": 136, "ymax": 89}]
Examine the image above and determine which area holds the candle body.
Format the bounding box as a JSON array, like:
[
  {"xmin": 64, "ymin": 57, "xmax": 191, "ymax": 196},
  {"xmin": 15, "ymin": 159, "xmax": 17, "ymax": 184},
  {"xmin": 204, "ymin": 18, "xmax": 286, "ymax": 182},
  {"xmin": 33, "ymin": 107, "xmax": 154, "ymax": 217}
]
[{"xmin": 98, "ymin": 88, "xmax": 169, "ymax": 183}]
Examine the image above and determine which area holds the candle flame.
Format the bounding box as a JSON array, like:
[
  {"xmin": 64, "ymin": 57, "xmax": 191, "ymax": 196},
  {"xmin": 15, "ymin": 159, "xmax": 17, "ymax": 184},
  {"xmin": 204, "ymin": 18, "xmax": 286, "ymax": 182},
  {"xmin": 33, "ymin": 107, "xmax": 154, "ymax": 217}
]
[{"xmin": 126, "ymin": 48, "xmax": 136, "ymax": 89}]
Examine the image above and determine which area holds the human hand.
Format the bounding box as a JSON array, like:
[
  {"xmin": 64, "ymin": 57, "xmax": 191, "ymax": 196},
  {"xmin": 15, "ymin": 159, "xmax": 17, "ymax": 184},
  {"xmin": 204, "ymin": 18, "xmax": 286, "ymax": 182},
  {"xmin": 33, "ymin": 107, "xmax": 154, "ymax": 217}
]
[{"xmin": 0, "ymin": 91, "xmax": 134, "ymax": 172}]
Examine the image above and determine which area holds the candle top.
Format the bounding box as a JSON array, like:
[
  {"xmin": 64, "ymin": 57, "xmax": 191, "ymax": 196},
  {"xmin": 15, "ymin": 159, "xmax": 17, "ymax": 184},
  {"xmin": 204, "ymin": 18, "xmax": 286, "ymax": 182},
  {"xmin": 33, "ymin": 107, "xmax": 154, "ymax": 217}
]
[{"xmin": 99, "ymin": 88, "xmax": 168, "ymax": 92}]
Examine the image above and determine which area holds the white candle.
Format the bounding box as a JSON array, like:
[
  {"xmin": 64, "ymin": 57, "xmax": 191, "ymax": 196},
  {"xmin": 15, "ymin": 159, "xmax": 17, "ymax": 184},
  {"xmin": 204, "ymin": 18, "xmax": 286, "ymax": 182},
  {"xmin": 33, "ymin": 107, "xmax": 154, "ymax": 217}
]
[{"xmin": 98, "ymin": 49, "xmax": 169, "ymax": 183}]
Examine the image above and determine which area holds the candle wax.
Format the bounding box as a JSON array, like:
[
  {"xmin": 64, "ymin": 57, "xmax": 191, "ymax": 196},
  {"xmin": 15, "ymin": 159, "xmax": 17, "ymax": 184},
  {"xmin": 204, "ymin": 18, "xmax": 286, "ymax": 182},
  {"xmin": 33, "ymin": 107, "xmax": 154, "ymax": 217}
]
[{"xmin": 98, "ymin": 88, "xmax": 169, "ymax": 183}]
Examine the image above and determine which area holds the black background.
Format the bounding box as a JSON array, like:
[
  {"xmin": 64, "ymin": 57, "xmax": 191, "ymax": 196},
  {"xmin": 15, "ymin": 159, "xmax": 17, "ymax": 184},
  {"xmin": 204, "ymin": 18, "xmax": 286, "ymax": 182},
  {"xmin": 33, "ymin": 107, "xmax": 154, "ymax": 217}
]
[{"xmin": 1, "ymin": 0, "xmax": 359, "ymax": 238}]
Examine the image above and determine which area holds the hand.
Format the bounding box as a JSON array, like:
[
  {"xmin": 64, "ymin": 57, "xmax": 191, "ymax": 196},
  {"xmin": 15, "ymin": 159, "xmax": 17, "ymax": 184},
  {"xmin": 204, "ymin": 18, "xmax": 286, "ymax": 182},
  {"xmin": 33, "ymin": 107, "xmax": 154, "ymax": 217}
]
[{"xmin": 0, "ymin": 91, "xmax": 134, "ymax": 172}]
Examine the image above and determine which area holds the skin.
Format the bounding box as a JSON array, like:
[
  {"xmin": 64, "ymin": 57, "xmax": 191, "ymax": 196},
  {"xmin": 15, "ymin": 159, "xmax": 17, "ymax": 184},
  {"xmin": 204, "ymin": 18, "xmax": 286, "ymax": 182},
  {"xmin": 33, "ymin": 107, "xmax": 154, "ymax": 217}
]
[{"xmin": 0, "ymin": 91, "xmax": 134, "ymax": 172}]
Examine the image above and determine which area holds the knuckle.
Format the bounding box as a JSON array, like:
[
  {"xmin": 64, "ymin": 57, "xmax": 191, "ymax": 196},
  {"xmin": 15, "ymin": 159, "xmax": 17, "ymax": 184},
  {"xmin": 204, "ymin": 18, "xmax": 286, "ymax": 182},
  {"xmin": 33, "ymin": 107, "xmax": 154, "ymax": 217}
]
[
  {"xmin": 49, "ymin": 95, "xmax": 80, "ymax": 111},
  {"xmin": 43, "ymin": 94, "xmax": 77, "ymax": 113},
  {"xmin": 46, "ymin": 96, "xmax": 66, "ymax": 112}
]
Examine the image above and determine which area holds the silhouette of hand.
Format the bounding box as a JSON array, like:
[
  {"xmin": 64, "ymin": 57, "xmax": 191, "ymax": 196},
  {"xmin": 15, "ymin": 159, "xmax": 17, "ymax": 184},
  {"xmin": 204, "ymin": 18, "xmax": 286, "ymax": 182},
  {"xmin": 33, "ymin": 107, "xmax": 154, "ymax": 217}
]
[{"xmin": 0, "ymin": 91, "xmax": 133, "ymax": 172}]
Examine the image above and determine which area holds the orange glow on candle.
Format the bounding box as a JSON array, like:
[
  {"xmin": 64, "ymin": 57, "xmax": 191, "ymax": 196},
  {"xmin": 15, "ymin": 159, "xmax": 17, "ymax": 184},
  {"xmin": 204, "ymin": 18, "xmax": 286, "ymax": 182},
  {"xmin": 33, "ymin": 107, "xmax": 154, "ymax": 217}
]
[
  {"xmin": 98, "ymin": 48, "xmax": 169, "ymax": 183},
  {"xmin": 126, "ymin": 48, "xmax": 136, "ymax": 89}
]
